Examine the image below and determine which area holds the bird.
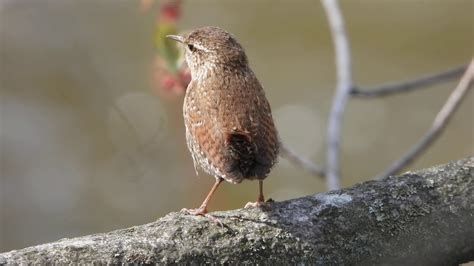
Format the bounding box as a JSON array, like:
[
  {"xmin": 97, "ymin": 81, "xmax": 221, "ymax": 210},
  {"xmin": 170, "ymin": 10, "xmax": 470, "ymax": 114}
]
[{"xmin": 167, "ymin": 26, "xmax": 279, "ymax": 217}]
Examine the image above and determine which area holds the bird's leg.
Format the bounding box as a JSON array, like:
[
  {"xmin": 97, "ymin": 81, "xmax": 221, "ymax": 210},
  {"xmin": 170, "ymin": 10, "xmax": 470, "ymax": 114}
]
[
  {"xmin": 245, "ymin": 180, "xmax": 265, "ymax": 208},
  {"xmin": 182, "ymin": 178, "xmax": 223, "ymax": 222}
]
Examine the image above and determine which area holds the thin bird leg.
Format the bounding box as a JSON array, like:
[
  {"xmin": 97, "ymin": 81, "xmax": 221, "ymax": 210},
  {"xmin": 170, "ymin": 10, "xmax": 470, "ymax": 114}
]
[
  {"xmin": 182, "ymin": 178, "xmax": 223, "ymax": 216},
  {"xmin": 244, "ymin": 180, "xmax": 265, "ymax": 208},
  {"xmin": 257, "ymin": 180, "xmax": 265, "ymax": 203}
]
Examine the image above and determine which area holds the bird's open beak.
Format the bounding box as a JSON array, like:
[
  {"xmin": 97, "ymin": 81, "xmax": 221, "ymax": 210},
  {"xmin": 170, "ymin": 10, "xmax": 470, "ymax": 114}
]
[{"xmin": 166, "ymin": 35, "xmax": 184, "ymax": 43}]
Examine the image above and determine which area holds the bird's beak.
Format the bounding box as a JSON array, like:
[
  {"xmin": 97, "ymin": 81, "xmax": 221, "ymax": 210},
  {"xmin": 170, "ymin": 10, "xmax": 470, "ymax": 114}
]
[{"xmin": 166, "ymin": 35, "xmax": 184, "ymax": 43}]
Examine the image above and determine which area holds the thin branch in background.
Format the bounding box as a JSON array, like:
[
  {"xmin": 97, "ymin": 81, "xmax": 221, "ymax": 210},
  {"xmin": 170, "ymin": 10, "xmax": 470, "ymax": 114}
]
[
  {"xmin": 322, "ymin": 0, "xmax": 352, "ymax": 190},
  {"xmin": 376, "ymin": 59, "xmax": 474, "ymax": 180},
  {"xmin": 280, "ymin": 144, "xmax": 325, "ymax": 178},
  {"xmin": 351, "ymin": 64, "xmax": 468, "ymax": 98}
]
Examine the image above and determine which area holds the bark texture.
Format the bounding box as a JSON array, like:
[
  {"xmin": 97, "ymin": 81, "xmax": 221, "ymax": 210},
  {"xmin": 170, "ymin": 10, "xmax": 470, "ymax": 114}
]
[{"xmin": 1, "ymin": 157, "xmax": 473, "ymax": 265}]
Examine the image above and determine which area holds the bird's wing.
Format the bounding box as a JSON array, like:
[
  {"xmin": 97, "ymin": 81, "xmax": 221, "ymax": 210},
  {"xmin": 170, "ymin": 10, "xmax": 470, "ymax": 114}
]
[
  {"xmin": 216, "ymin": 77, "xmax": 279, "ymax": 179},
  {"xmin": 184, "ymin": 76, "xmax": 278, "ymax": 181}
]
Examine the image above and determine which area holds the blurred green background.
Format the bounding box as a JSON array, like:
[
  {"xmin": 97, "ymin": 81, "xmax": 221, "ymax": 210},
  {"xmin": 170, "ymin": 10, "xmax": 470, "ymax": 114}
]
[{"xmin": 1, "ymin": 0, "xmax": 473, "ymax": 252}]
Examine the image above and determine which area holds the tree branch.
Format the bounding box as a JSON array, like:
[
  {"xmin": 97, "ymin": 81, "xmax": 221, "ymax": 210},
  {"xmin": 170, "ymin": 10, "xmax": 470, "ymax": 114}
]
[
  {"xmin": 322, "ymin": 0, "xmax": 353, "ymax": 190},
  {"xmin": 376, "ymin": 59, "xmax": 474, "ymax": 179},
  {"xmin": 279, "ymin": 144, "xmax": 325, "ymax": 178},
  {"xmin": 1, "ymin": 157, "xmax": 473, "ymax": 264},
  {"xmin": 351, "ymin": 64, "xmax": 468, "ymax": 98}
]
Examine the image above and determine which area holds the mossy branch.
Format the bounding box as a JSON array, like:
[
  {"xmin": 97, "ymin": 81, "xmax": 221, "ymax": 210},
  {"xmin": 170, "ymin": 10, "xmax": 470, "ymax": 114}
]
[{"xmin": 1, "ymin": 157, "xmax": 473, "ymax": 264}]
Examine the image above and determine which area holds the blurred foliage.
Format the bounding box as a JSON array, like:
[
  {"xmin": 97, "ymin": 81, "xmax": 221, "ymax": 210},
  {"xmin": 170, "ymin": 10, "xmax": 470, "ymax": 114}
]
[
  {"xmin": 146, "ymin": 0, "xmax": 190, "ymax": 99},
  {"xmin": 153, "ymin": 0, "xmax": 181, "ymax": 71}
]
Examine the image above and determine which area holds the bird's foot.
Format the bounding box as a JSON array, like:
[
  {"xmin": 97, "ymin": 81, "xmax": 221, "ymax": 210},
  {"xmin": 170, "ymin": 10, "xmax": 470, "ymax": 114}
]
[
  {"xmin": 181, "ymin": 207, "xmax": 223, "ymax": 227},
  {"xmin": 181, "ymin": 207, "xmax": 208, "ymax": 216},
  {"xmin": 244, "ymin": 192, "xmax": 266, "ymax": 208},
  {"xmin": 244, "ymin": 200, "xmax": 265, "ymax": 208}
]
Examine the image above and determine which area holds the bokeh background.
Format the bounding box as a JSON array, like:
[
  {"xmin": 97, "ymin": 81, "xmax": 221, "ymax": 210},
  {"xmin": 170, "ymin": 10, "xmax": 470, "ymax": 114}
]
[{"xmin": 1, "ymin": 0, "xmax": 473, "ymax": 252}]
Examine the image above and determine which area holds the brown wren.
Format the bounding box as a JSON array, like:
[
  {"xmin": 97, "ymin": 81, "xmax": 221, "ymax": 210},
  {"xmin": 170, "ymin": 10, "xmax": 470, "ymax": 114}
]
[{"xmin": 167, "ymin": 27, "xmax": 279, "ymax": 217}]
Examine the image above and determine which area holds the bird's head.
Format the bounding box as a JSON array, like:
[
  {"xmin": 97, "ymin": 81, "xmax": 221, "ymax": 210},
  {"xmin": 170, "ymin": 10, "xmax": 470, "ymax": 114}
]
[{"xmin": 167, "ymin": 26, "xmax": 248, "ymax": 80}]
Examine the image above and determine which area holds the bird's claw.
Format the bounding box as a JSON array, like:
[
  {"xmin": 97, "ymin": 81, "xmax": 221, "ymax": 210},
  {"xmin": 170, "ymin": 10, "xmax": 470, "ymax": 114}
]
[
  {"xmin": 181, "ymin": 207, "xmax": 207, "ymax": 216},
  {"xmin": 244, "ymin": 200, "xmax": 264, "ymax": 208},
  {"xmin": 181, "ymin": 208, "xmax": 223, "ymax": 227}
]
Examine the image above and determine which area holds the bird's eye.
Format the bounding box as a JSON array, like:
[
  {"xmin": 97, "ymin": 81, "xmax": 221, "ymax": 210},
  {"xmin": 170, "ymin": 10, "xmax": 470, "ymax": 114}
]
[{"xmin": 187, "ymin": 44, "xmax": 196, "ymax": 52}]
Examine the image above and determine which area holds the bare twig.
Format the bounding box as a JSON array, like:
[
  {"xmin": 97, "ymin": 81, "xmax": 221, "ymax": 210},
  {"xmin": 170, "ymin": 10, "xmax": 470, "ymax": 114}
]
[
  {"xmin": 351, "ymin": 64, "xmax": 468, "ymax": 98},
  {"xmin": 376, "ymin": 59, "xmax": 474, "ymax": 179},
  {"xmin": 279, "ymin": 144, "xmax": 325, "ymax": 178},
  {"xmin": 322, "ymin": 0, "xmax": 352, "ymax": 190}
]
